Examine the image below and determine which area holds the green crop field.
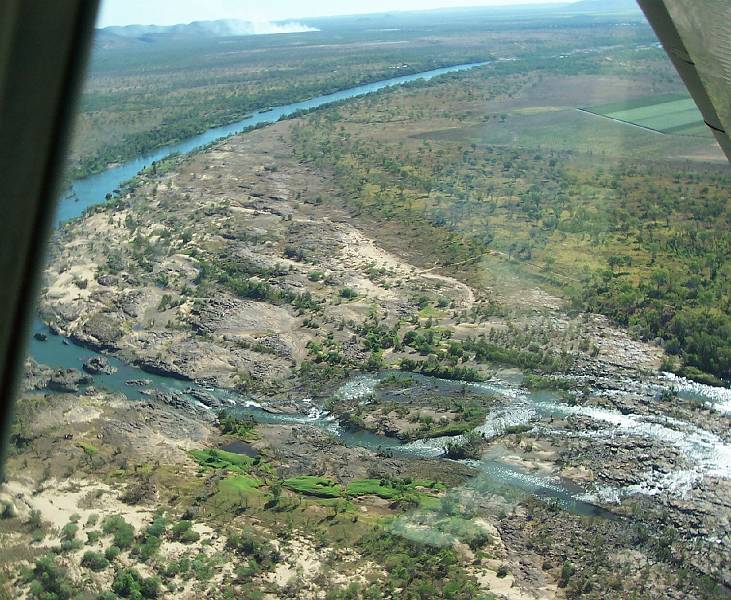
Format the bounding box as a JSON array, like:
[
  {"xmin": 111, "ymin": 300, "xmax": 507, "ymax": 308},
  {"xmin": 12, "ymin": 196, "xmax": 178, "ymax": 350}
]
[{"xmin": 584, "ymin": 93, "xmax": 705, "ymax": 134}]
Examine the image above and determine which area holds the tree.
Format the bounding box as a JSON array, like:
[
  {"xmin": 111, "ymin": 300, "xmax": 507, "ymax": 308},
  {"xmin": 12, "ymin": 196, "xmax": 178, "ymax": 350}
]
[
  {"xmin": 607, "ymin": 255, "xmax": 622, "ymax": 272},
  {"xmin": 650, "ymin": 268, "xmax": 669, "ymax": 292}
]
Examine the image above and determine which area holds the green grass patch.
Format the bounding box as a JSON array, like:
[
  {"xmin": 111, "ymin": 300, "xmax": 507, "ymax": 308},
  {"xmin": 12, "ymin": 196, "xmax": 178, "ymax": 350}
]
[
  {"xmin": 346, "ymin": 479, "xmax": 401, "ymax": 499},
  {"xmin": 283, "ymin": 476, "xmax": 342, "ymax": 498},
  {"xmin": 190, "ymin": 448, "xmax": 255, "ymax": 472},
  {"xmin": 218, "ymin": 475, "xmax": 260, "ymax": 495},
  {"xmin": 415, "ymin": 494, "xmax": 442, "ymax": 510},
  {"xmin": 76, "ymin": 441, "xmax": 99, "ymax": 456},
  {"xmin": 346, "ymin": 478, "xmax": 444, "ymax": 501},
  {"xmin": 210, "ymin": 475, "xmax": 263, "ymax": 514},
  {"xmin": 418, "ymin": 306, "xmax": 444, "ymax": 318}
]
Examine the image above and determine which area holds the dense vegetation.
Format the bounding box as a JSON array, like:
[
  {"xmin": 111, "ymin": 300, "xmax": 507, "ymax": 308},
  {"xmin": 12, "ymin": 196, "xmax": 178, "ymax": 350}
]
[{"xmin": 290, "ymin": 45, "xmax": 730, "ymax": 383}]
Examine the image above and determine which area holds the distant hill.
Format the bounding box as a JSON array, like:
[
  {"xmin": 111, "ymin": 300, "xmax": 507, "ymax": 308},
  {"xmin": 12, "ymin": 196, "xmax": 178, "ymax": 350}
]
[
  {"xmin": 95, "ymin": 2, "xmax": 641, "ymax": 47},
  {"xmin": 98, "ymin": 19, "xmax": 318, "ymax": 42},
  {"xmin": 94, "ymin": 30, "xmax": 141, "ymax": 49},
  {"xmin": 300, "ymin": 1, "xmax": 643, "ymax": 32}
]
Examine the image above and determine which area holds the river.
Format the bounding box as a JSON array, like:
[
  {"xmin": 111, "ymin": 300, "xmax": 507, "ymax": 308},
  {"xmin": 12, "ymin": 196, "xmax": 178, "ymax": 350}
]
[
  {"xmin": 55, "ymin": 62, "xmax": 487, "ymax": 226},
  {"xmin": 31, "ymin": 61, "xmax": 731, "ymax": 518},
  {"xmin": 30, "ymin": 314, "xmax": 611, "ymax": 516}
]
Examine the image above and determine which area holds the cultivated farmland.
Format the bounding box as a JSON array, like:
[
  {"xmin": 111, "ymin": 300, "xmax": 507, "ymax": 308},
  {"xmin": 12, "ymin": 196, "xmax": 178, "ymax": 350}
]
[{"xmin": 583, "ymin": 93, "xmax": 706, "ymax": 134}]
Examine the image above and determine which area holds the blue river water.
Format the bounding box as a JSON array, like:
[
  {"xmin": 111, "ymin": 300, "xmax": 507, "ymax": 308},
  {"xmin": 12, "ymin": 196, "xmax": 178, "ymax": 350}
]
[
  {"xmin": 56, "ymin": 62, "xmax": 487, "ymax": 226},
  {"xmin": 30, "ymin": 312, "xmax": 609, "ymax": 516}
]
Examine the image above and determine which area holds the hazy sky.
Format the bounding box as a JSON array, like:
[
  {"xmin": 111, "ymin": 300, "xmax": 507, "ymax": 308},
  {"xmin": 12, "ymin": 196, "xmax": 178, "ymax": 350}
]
[{"xmin": 98, "ymin": 0, "xmax": 567, "ymax": 27}]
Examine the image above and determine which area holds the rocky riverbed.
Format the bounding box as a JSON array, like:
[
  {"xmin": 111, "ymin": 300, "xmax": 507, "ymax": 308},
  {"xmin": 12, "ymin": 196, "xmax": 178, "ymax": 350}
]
[{"xmin": 25, "ymin": 121, "xmax": 731, "ymax": 597}]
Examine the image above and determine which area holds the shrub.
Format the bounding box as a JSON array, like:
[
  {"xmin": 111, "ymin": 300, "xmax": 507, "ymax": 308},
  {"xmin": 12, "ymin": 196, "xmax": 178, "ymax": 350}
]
[
  {"xmin": 25, "ymin": 554, "xmax": 73, "ymax": 600},
  {"xmin": 60, "ymin": 523, "xmax": 78, "ymax": 542},
  {"xmin": 217, "ymin": 411, "xmax": 256, "ymax": 438},
  {"xmin": 364, "ymin": 350, "xmax": 385, "ymax": 372},
  {"xmin": 105, "ymin": 545, "xmax": 121, "ymax": 562},
  {"xmin": 86, "ymin": 530, "xmax": 101, "ymax": 544},
  {"xmin": 140, "ymin": 576, "xmax": 162, "ymax": 598},
  {"xmin": 102, "ymin": 515, "xmax": 135, "ymax": 549},
  {"xmin": 146, "ymin": 513, "xmax": 167, "ymax": 538},
  {"xmin": 31, "ymin": 528, "xmax": 45, "ymax": 543},
  {"xmin": 132, "ymin": 513, "xmax": 166, "ymax": 561},
  {"xmin": 164, "ymin": 557, "xmax": 191, "ymax": 578},
  {"xmin": 27, "ymin": 509, "xmax": 43, "ymax": 530},
  {"xmin": 0, "ymin": 500, "xmax": 16, "ymax": 519},
  {"xmin": 191, "ymin": 554, "xmax": 215, "ymax": 581},
  {"xmin": 559, "ymin": 561, "xmax": 575, "ymax": 587},
  {"xmin": 284, "ymin": 246, "xmax": 306, "ymax": 262},
  {"xmin": 171, "ymin": 520, "xmax": 200, "ymax": 544},
  {"xmin": 443, "ymin": 431, "xmax": 483, "ymax": 460},
  {"xmin": 357, "ymin": 530, "xmax": 480, "ymax": 597},
  {"xmin": 59, "ymin": 538, "xmax": 83, "ymax": 553},
  {"xmin": 81, "ymin": 550, "xmax": 109, "ymax": 572},
  {"xmin": 503, "ymin": 424, "xmax": 532, "ymax": 436},
  {"xmin": 226, "ymin": 530, "xmax": 277, "ymax": 576},
  {"xmin": 135, "ymin": 535, "xmax": 162, "ymax": 561},
  {"xmin": 112, "ymin": 568, "xmax": 160, "ymax": 599}
]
